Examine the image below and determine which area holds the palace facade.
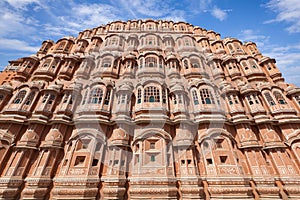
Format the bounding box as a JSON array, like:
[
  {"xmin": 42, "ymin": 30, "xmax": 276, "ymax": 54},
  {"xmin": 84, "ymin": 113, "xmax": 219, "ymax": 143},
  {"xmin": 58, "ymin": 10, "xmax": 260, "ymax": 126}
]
[{"xmin": 0, "ymin": 19, "xmax": 300, "ymax": 199}]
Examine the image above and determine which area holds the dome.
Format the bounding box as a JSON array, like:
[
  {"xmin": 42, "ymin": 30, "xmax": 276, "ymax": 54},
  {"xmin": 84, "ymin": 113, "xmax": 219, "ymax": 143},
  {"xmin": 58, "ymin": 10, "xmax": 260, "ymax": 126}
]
[
  {"xmin": 17, "ymin": 129, "xmax": 39, "ymax": 147},
  {"xmin": 45, "ymin": 129, "xmax": 63, "ymax": 142},
  {"xmin": 110, "ymin": 128, "xmax": 129, "ymax": 146},
  {"xmin": 42, "ymin": 129, "xmax": 64, "ymax": 147}
]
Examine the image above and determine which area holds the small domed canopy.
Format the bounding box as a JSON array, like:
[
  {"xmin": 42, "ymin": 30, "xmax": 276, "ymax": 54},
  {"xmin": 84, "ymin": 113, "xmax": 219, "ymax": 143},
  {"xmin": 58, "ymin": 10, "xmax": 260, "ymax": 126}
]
[
  {"xmin": 17, "ymin": 129, "xmax": 39, "ymax": 148},
  {"xmin": 109, "ymin": 128, "xmax": 129, "ymax": 146},
  {"xmin": 42, "ymin": 129, "xmax": 64, "ymax": 148}
]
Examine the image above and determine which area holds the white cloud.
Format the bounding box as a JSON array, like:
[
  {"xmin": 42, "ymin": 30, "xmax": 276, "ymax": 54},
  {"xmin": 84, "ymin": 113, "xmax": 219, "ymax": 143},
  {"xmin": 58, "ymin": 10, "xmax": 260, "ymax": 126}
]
[
  {"xmin": 211, "ymin": 6, "xmax": 227, "ymax": 21},
  {"xmin": 265, "ymin": 0, "xmax": 300, "ymax": 33},
  {"xmin": 0, "ymin": 38, "xmax": 39, "ymax": 52},
  {"xmin": 4, "ymin": 0, "xmax": 41, "ymax": 10},
  {"xmin": 238, "ymin": 29, "xmax": 270, "ymax": 47},
  {"xmin": 262, "ymin": 43, "xmax": 300, "ymax": 86}
]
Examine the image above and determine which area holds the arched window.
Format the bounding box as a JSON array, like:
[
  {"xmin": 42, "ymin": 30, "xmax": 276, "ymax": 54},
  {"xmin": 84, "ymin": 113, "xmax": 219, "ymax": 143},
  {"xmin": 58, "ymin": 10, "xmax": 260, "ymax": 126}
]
[
  {"xmin": 13, "ymin": 90, "xmax": 27, "ymax": 104},
  {"xmin": 199, "ymin": 89, "xmax": 215, "ymax": 104},
  {"xmin": 146, "ymin": 36, "xmax": 155, "ymax": 45},
  {"xmin": 24, "ymin": 91, "xmax": 36, "ymax": 105},
  {"xmin": 246, "ymin": 94, "xmax": 260, "ymax": 105},
  {"xmin": 89, "ymin": 88, "xmax": 103, "ymax": 104},
  {"xmin": 264, "ymin": 92, "xmax": 276, "ymax": 106},
  {"xmin": 227, "ymin": 94, "xmax": 239, "ymax": 105},
  {"xmin": 145, "ymin": 57, "xmax": 157, "ymax": 68},
  {"xmin": 192, "ymin": 90, "xmax": 199, "ymax": 105},
  {"xmin": 184, "ymin": 38, "xmax": 191, "ymax": 46},
  {"xmin": 144, "ymin": 86, "xmax": 160, "ymax": 102},
  {"xmin": 242, "ymin": 61, "xmax": 248, "ymax": 70},
  {"xmin": 57, "ymin": 42, "xmax": 66, "ymax": 50},
  {"xmin": 102, "ymin": 58, "xmax": 112, "ymax": 68},
  {"xmin": 249, "ymin": 60, "xmax": 258, "ymax": 69},
  {"xmin": 190, "ymin": 58, "xmax": 201, "ymax": 68},
  {"xmin": 273, "ymin": 91, "xmax": 286, "ymax": 105}
]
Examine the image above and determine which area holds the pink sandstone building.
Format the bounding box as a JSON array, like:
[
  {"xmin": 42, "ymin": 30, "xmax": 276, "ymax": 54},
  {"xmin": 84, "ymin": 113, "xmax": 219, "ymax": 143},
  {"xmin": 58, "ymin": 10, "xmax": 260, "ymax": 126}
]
[{"xmin": 0, "ymin": 19, "xmax": 300, "ymax": 199}]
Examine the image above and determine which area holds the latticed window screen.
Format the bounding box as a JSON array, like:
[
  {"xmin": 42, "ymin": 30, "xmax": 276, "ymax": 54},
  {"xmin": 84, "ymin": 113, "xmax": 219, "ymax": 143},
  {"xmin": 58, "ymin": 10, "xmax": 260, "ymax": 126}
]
[
  {"xmin": 228, "ymin": 94, "xmax": 239, "ymax": 105},
  {"xmin": 13, "ymin": 90, "xmax": 27, "ymax": 104},
  {"xmin": 137, "ymin": 89, "xmax": 142, "ymax": 104},
  {"xmin": 192, "ymin": 90, "xmax": 199, "ymax": 105},
  {"xmin": 199, "ymin": 89, "xmax": 215, "ymax": 104},
  {"xmin": 89, "ymin": 88, "xmax": 103, "ymax": 104},
  {"xmin": 102, "ymin": 58, "xmax": 111, "ymax": 68},
  {"xmin": 144, "ymin": 86, "xmax": 160, "ymax": 102},
  {"xmin": 145, "ymin": 57, "xmax": 156, "ymax": 68},
  {"xmin": 24, "ymin": 92, "xmax": 35, "ymax": 105},
  {"xmin": 104, "ymin": 89, "xmax": 111, "ymax": 105},
  {"xmin": 191, "ymin": 59, "xmax": 200, "ymax": 68},
  {"xmin": 273, "ymin": 91, "xmax": 286, "ymax": 105},
  {"xmin": 162, "ymin": 89, "xmax": 167, "ymax": 104},
  {"xmin": 264, "ymin": 92, "xmax": 276, "ymax": 106}
]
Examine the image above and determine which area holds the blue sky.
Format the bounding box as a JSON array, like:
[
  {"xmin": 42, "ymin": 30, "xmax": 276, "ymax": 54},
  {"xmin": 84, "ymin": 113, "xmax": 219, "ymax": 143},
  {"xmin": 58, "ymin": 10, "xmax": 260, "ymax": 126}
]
[{"xmin": 0, "ymin": 0, "xmax": 300, "ymax": 86}]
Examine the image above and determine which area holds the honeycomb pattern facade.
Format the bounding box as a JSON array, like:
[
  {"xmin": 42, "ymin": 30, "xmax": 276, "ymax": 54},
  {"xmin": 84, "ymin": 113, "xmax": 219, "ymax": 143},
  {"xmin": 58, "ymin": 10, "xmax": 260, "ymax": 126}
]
[{"xmin": 0, "ymin": 19, "xmax": 300, "ymax": 199}]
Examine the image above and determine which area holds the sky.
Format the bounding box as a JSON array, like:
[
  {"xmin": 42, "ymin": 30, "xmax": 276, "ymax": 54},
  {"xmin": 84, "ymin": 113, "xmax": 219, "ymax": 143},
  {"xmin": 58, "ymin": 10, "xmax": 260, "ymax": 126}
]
[{"xmin": 0, "ymin": 0, "xmax": 300, "ymax": 86}]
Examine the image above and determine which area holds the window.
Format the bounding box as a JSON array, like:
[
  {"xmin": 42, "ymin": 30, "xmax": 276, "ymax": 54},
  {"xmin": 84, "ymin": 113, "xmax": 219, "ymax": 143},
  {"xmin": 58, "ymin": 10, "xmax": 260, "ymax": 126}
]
[
  {"xmin": 150, "ymin": 142, "xmax": 155, "ymax": 149},
  {"xmin": 146, "ymin": 36, "xmax": 155, "ymax": 45},
  {"xmin": 162, "ymin": 89, "xmax": 167, "ymax": 104},
  {"xmin": 273, "ymin": 91, "xmax": 286, "ymax": 105},
  {"xmin": 191, "ymin": 59, "xmax": 200, "ymax": 68},
  {"xmin": 102, "ymin": 58, "xmax": 111, "ymax": 68},
  {"xmin": 109, "ymin": 37, "xmax": 118, "ymax": 45},
  {"xmin": 247, "ymin": 94, "xmax": 260, "ymax": 105},
  {"xmin": 192, "ymin": 90, "xmax": 199, "ymax": 105},
  {"xmin": 63, "ymin": 93, "xmax": 70, "ymax": 104},
  {"xmin": 295, "ymin": 95, "xmax": 300, "ymax": 105},
  {"xmin": 206, "ymin": 158, "xmax": 213, "ymax": 165},
  {"xmin": 184, "ymin": 60, "xmax": 189, "ymax": 69},
  {"xmin": 184, "ymin": 38, "xmax": 191, "ymax": 46},
  {"xmin": 228, "ymin": 95, "xmax": 233, "ymax": 105},
  {"xmin": 199, "ymin": 89, "xmax": 215, "ymax": 104},
  {"xmin": 151, "ymin": 155, "xmax": 155, "ymax": 162},
  {"xmin": 74, "ymin": 156, "xmax": 85, "ymax": 166},
  {"xmin": 24, "ymin": 92, "xmax": 35, "ymax": 105},
  {"xmin": 137, "ymin": 89, "xmax": 142, "ymax": 104},
  {"xmin": 57, "ymin": 42, "xmax": 65, "ymax": 50},
  {"xmin": 173, "ymin": 95, "xmax": 177, "ymax": 105},
  {"xmin": 228, "ymin": 94, "xmax": 239, "ymax": 105},
  {"xmin": 13, "ymin": 90, "xmax": 26, "ymax": 104},
  {"xmin": 119, "ymin": 94, "xmax": 126, "ymax": 104},
  {"xmin": 104, "ymin": 89, "xmax": 111, "ymax": 105},
  {"xmin": 264, "ymin": 92, "xmax": 276, "ymax": 106},
  {"xmin": 48, "ymin": 94, "xmax": 55, "ymax": 105},
  {"xmin": 220, "ymin": 156, "xmax": 228, "ymax": 164},
  {"xmin": 144, "ymin": 86, "xmax": 160, "ymax": 102},
  {"xmin": 92, "ymin": 159, "xmax": 98, "ymax": 166},
  {"xmin": 89, "ymin": 88, "xmax": 103, "ymax": 104},
  {"xmin": 249, "ymin": 60, "xmax": 258, "ymax": 69},
  {"xmin": 178, "ymin": 94, "xmax": 183, "ymax": 104},
  {"xmin": 145, "ymin": 57, "xmax": 157, "ymax": 68}
]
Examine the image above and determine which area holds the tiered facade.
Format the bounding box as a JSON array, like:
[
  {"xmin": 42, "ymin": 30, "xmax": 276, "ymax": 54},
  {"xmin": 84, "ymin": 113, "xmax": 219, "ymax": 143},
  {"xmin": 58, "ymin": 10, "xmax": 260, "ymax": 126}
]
[{"xmin": 0, "ymin": 19, "xmax": 300, "ymax": 199}]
